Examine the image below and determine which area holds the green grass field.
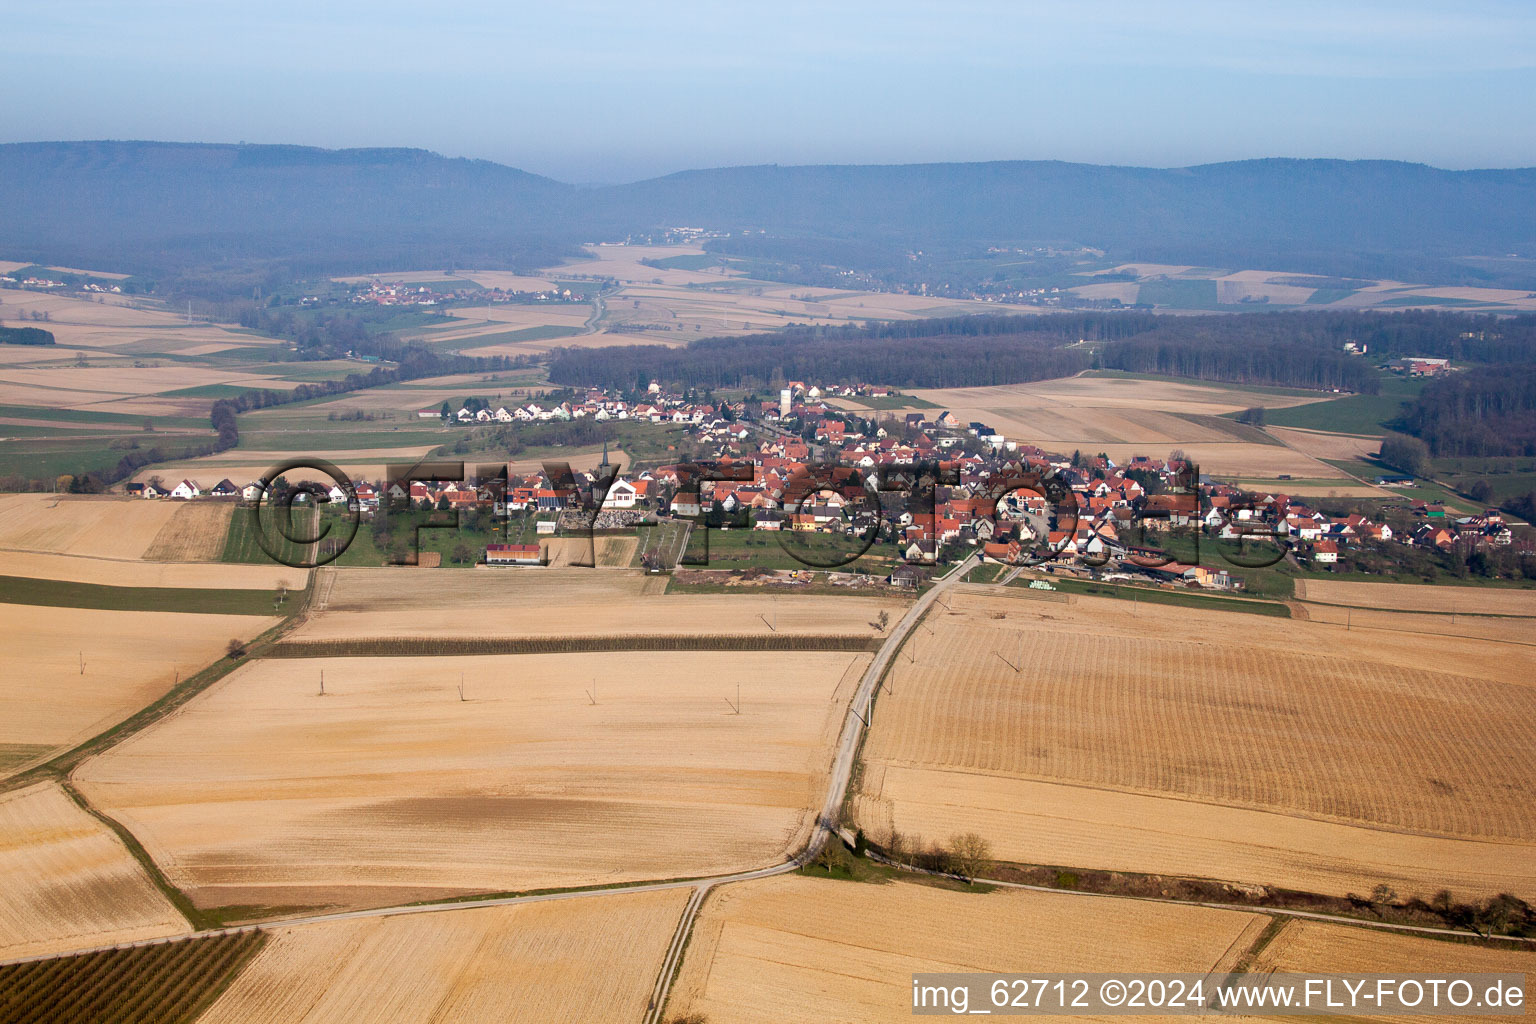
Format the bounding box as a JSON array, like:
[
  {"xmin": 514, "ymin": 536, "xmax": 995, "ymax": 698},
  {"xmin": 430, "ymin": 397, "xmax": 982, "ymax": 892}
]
[
  {"xmin": 1304, "ymin": 288, "xmax": 1361, "ymax": 304},
  {"xmin": 679, "ymin": 525, "xmax": 899, "ymax": 574},
  {"xmin": 1029, "ymin": 576, "xmax": 1291, "ymax": 616},
  {"xmin": 1259, "ymin": 376, "xmax": 1421, "ymax": 435},
  {"xmin": 220, "ymin": 504, "xmax": 318, "ymax": 565},
  {"xmin": 1136, "ymin": 277, "xmax": 1221, "ymax": 310},
  {"xmin": 0, "ymin": 434, "xmax": 220, "ymax": 479},
  {"xmin": 0, "ymin": 575, "xmax": 285, "ymax": 615},
  {"xmin": 835, "ymin": 394, "xmax": 940, "ymax": 410},
  {"xmin": 1081, "ymin": 370, "xmax": 1325, "ymax": 399},
  {"xmin": 435, "ymin": 324, "xmax": 584, "ymax": 351},
  {"xmin": 0, "ymin": 404, "xmax": 208, "ymax": 430}
]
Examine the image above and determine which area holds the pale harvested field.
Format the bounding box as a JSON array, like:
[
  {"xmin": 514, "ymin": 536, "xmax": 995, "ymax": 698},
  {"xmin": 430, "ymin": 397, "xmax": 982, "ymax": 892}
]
[
  {"xmin": 914, "ymin": 374, "xmax": 1326, "ymax": 418},
  {"xmin": 43, "ymin": 265, "xmax": 130, "ymax": 279},
  {"xmin": 200, "ymin": 890, "xmax": 686, "ymax": 1024},
  {"xmin": 539, "ymin": 535, "xmax": 638, "ymax": 567},
  {"xmin": 1294, "ymin": 579, "xmax": 1536, "ymax": 616},
  {"xmin": 128, "ymin": 447, "xmax": 441, "ymax": 487},
  {"xmin": 853, "ymin": 591, "xmax": 1536, "ymax": 899},
  {"xmin": 1269, "ymin": 425, "xmax": 1386, "ymax": 459},
  {"xmin": 440, "ymin": 304, "xmax": 592, "ymax": 330},
  {"xmin": 1118, "ymin": 442, "xmax": 1349, "ymax": 477},
  {"xmin": 910, "ymin": 376, "xmax": 1349, "ymax": 475},
  {"xmin": 0, "ymin": 550, "xmax": 306, "ymax": 589},
  {"xmin": 141, "ymin": 500, "xmax": 234, "ymax": 560},
  {"xmin": 295, "ymin": 567, "xmax": 904, "ymax": 641},
  {"xmin": 0, "ymin": 366, "xmax": 285, "ymax": 396},
  {"xmin": 0, "ymin": 782, "xmax": 186, "ymax": 960},
  {"xmin": 0, "ymin": 345, "xmax": 98, "ymax": 365},
  {"xmin": 258, "ymin": 381, "xmax": 529, "ymax": 414},
  {"xmin": 601, "ymin": 285, "xmax": 845, "ymax": 337},
  {"xmin": 149, "ymin": 444, "xmax": 628, "ymax": 488},
  {"xmin": 39, "ymin": 320, "xmax": 277, "ymax": 354},
  {"xmin": 1215, "ymin": 274, "xmax": 1316, "ymax": 305},
  {"xmin": 1297, "ymin": 603, "xmax": 1536, "ymax": 644},
  {"xmin": 1089, "ymin": 262, "xmax": 1199, "ymax": 277},
  {"xmin": 468, "ymin": 328, "xmax": 677, "ymax": 358},
  {"xmin": 1227, "ymin": 479, "xmax": 1390, "ymax": 498},
  {"xmin": 815, "ymin": 290, "xmax": 1012, "ymax": 321},
  {"xmin": 76, "ymin": 650, "xmax": 871, "ymax": 911},
  {"xmin": 1069, "ymin": 280, "xmax": 1140, "ymax": 303},
  {"xmin": 1, "ymin": 603, "xmax": 280, "ymax": 772},
  {"xmin": 1252, "ymin": 920, "xmax": 1536, "ymax": 999},
  {"xmin": 669, "ymin": 875, "xmax": 1267, "ymax": 1024},
  {"xmin": 0, "ymin": 493, "xmax": 185, "ymax": 558},
  {"xmin": 554, "ymin": 244, "xmax": 741, "ymax": 286},
  {"xmin": 460, "ymin": 269, "xmax": 562, "ymax": 291}
]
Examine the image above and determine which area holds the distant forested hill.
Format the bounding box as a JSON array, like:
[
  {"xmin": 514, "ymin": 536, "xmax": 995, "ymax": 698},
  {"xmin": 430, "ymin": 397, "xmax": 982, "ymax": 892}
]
[
  {"xmin": 2, "ymin": 142, "xmax": 1534, "ymax": 292},
  {"xmin": 0, "ymin": 141, "xmax": 581, "ymax": 290}
]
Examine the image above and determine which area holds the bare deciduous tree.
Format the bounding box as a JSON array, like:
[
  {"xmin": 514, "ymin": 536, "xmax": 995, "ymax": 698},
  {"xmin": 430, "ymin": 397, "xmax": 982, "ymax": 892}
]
[{"xmin": 948, "ymin": 832, "xmax": 992, "ymax": 882}]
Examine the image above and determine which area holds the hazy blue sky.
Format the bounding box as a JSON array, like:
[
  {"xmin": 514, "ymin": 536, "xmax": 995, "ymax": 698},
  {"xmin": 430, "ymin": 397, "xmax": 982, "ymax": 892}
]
[{"xmin": 3, "ymin": 1, "xmax": 1534, "ymax": 182}]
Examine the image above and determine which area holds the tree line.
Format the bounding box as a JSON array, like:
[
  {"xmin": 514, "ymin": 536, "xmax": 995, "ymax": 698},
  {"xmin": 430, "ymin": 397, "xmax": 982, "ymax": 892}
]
[
  {"xmin": 548, "ymin": 318, "xmax": 1093, "ymax": 391},
  {"xmin": 550, "ymin": 310, "xmax": 1536, "ymax": 395},
  {"xmin": 1100, "ymin": 333, "xmax": 1379, "ymax": 392},
  {"xmin": 0, "ymin": 326, "xmax": 55, "ymax": 345},
  {"xmin": 1397, "ymin": 364, "xmax": 1536, "ymax": 457}
]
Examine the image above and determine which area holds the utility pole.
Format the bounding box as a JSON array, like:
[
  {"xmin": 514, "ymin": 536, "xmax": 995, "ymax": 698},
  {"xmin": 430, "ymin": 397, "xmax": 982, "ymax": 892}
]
[
  {"xmin": 79, "ymin": 651, "xmax": 84, "ymax": 675},
  {"xmin": 319, "ymin": 669, "xmax": 325, "ymax": 696},
  {"xmin": 586, "ymin": 679, "xmax": 598, "ymax": 705},
  {"xmin": 459, "ymin": 671, "xmax": 466, "ymax": 702}
]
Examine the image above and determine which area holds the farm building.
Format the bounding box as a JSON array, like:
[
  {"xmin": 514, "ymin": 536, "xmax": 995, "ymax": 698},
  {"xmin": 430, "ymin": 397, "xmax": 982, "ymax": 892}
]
[{"xmin": 485, "ymin": 543, "xmax": 544, "ymax": 566}]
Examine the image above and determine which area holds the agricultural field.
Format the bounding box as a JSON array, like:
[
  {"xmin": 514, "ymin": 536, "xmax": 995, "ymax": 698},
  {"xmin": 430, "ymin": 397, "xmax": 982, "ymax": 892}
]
[
  {"xmin": 1250, "ymin": 918, "xmax": 1536, "ymax": 986},
  {"xmin": 220, "ymin": 504, "xmax": 317, "ymax": 566},
  {"xmin": 130, "ymin": 448, "xmax": 442, "ymax": 490},
  {"xmin": 127, "ymin": 444, "xmax": 625, "ymax": 492},
  {"xmin": 0, "ymin": 494, "xmax": 188, "ymax": 558},
  {"xmin": 1293, "ymin": 578, "xmax": 1536, "ymax": 616},
  {"xmin": 1066, "ymin": 264, "xmax": 1536, "ymax": 313},
  {"xmin": 909, "ymin": 376, "xmax": 1351, "ymax": 477},
  {"xmin": 666, "ymin": 874, "xmax": 1267, "ymax": 1024},
  {"xmin": 198, "ymin": 889, "xmax": 687, "ymax": 1024},
  {"xmin": 852, "ymin": 590, "xmax": 1536, "ymax": 900},
  {"xmin": 0, "ymin": 550, "xmax": 305, "ymax": 590},
  {"xmin": 392, "ymin": 244, "xmax": 1025, "ymax": 355},
  {"xmin": 0, "ymin": 932, "xmax": 263, "ymax": 1024},
  {"xmin": 74, "ymin": 649, "xmax": 872, "ymax": 913},
  {"xmin": 141, "ymin": 501, "xmax": 235, "ymax": 560},
  {"xmin": 291, "ymin": 567, "xmax": 906, "ymax": 643},
  {"xmin": 1265, "ymin": 425, "xmax": 1387, "ymax": 462},
  {"xmin": 539, "ymin": 534, "xmax": 638, "ymax": 567},
  {"xmin": 0, "ymin": 782, "xmax": 187, "ymax": 960},
  {"xmin": 0, "ymin": 602, "xmax": 280, "ymax": 774}
]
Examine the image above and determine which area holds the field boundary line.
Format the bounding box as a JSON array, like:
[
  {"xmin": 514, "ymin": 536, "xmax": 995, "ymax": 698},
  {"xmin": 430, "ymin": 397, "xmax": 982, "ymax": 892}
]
[
  {"xmin": 0, "ymin": 578, "xmax": 317, "ymax": 795},
  {"xmin": 264, "ymin": 633, "xmax": 883, "ymax": 658},
  {"xmin": 859, "ymin": 849, "xmax": 1536, "ymax": 946},
  {"xmin": 644, "ymin": 884, "xmax": 709, "ymax": 1024},
  {"xmin": 862, "ymin": 760, "xmax": 1536, "ymax": 846},
  {"xmin": 56, "ymin": 777, "xmax": 211, "ymax": 932}
]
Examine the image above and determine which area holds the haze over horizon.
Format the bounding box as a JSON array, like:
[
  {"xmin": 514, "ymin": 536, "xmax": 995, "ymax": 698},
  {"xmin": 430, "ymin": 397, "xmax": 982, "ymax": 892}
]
[{"xmin": 4, "ymin": 0, "xmax": 1535, "ymax": 183}]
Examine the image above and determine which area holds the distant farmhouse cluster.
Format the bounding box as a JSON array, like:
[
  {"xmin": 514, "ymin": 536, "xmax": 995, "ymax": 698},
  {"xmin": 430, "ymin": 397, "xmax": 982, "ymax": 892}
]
[{"xmin": 332, "ymin": 280, "xmax": 585, "ymax": 308}]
